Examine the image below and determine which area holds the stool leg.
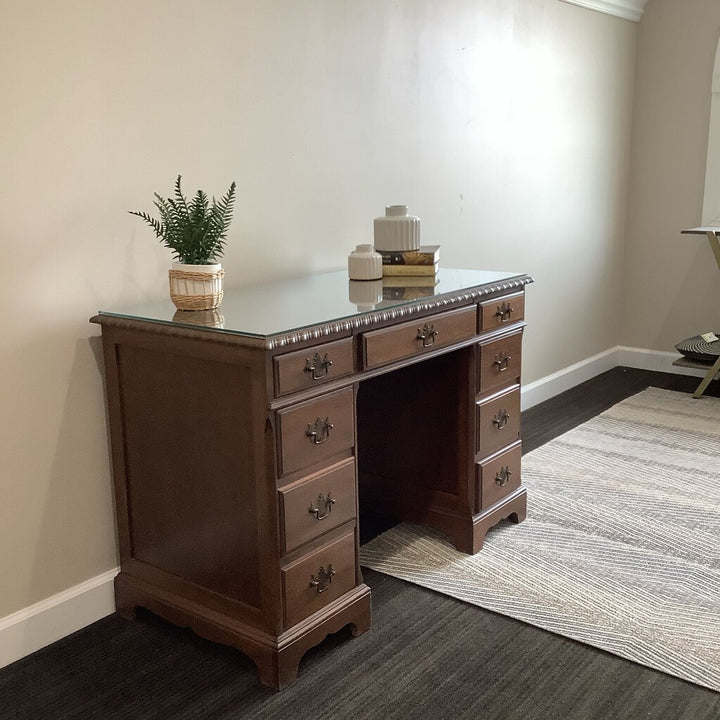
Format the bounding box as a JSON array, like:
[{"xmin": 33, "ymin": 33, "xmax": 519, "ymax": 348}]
[
  {"xmin": 689, "ymin": 231, "xmax": 720, "ymax": 398},
  {"xmin": 693, "ymin": 355, "xmax": 720, "ymax": 398},
  {"xmin": 705, "ymin": 230, "xmax": 720, "ymax": 270}
]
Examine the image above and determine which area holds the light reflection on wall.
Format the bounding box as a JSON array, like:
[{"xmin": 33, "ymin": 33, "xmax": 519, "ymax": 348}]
[{"xmin": 702, "ymin": 38, "xmax": 720, "ymax": 225}]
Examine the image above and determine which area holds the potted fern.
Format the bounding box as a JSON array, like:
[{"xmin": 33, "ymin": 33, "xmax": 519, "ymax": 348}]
[{"xmin": 130, "ymin": 175, "xmax": 237, "ymax": 310}]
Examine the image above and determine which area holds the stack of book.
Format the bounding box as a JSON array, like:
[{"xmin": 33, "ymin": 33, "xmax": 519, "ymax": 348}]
[{"xmin": 377, "ymin": 244, "xmax": 440, "ymax": 298}]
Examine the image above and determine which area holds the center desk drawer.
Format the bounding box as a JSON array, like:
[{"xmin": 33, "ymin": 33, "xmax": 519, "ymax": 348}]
[
  {"xmin": 282, "ymin": 530, "xmax": 356, "ymax": 628},
  {"xmin": 280, "ymin": 458, "xmax": 357, "ymax": 553},
  {"xmin": 277, "ymin": 387, "xmax": 355, "ymax": 476},
  {"xmin": 362, "ymin": 305, "xmax": 477, "ymax": 370}
]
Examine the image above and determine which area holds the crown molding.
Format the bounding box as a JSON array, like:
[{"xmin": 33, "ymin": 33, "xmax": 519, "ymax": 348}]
[{"xmin": 558, "ymin": 0, "xmax": 648, "ymax": 22}]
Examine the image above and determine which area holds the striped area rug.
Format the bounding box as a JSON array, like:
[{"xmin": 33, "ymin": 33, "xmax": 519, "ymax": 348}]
[{"xmin": 360, "ymin": 387, "xmax": 720, "ymax": 692}]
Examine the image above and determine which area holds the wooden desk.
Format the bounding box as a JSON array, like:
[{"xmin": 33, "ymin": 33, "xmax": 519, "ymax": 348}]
[{"xmin": 91, "ymin": 268, "xmax": 533, "ymax": 689}]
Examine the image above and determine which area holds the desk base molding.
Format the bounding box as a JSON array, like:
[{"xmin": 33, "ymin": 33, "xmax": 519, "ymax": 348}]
[
  {"xmin": 468, "ymin": 488, "xmax": 527, "ymax": 553},
  {"xmin": 115, "ymin": 573, "xmax": 371, "ymax": 690}
]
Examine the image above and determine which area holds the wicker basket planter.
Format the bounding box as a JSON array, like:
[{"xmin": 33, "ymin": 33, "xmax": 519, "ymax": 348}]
[{"xmin": 168, "ymin": 263, "xmax": 224, "ymax": 311}]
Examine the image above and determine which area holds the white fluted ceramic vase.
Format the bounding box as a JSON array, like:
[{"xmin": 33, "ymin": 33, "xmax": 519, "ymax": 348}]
[{"xmin": 373, "ymin": 205, "xmax": 420, "ymax": 252}]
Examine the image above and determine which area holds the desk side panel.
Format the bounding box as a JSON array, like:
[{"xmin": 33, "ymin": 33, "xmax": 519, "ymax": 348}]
[{"xmin": 100, "ymin": 326, "xmax": 274, "ymax": 620}]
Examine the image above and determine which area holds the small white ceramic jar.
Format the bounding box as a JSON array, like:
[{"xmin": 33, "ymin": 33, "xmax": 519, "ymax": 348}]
[
  {"xmin": 373, "ymin": 205, "xmax": 420, "ymax": 251},
  {"xmin": 348, "ymin": 279, "xmax": 384, "ymax": 310},
  {"xmin": 348, "ymin": 244, "xmax": 383, "ymax": 280}
]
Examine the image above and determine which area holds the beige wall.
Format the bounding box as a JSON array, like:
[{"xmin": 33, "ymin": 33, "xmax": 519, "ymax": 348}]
[
  {"xmin": 0, "ymin": 0, "xmax": 636, "ymax": 619},
  {"xmin": 624, "ymin": 0, "xmax": 720, "ymax": 348},
  {"xmin": 701, "ymin": 41, "xmax": 720, "ymax": 225}
]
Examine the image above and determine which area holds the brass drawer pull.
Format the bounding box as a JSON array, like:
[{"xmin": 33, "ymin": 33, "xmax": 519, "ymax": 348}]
[
  {"xmin": 308, "ymin": 493, "xmax": 336, "ymax": 520},
  {"xmin": 493, "ymin": 352, "xmax": 512, "ymax": 372},
  {"xmin": 309, "ymin": 564, "xmax": 336, "ymax": 593},
  {"xmin": 495, "ymin": 302, "xmax": 514, "ymax": 323},
  {"xmin": 304, "ymin": 352, "xmax": 333, "ymax": 380},
  {"xmin": 495, "ymin": 466, "xmax": 512, "ymax": 487},
  {"xmin": 306, "ymin": 417, "xmax": 334, "ymax": 444},
  {"xmin": 492, "ymin": 409, "xmax": 510, "ymax": 429},
  {"xmin": 416, "ymin": 323, "xmax": 439, "ymax": 348}
]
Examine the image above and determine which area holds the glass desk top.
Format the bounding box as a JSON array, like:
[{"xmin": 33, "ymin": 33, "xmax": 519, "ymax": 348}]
[{"xmin": 97, "ymin": 268, "xmax": 530, "ymax": 340}]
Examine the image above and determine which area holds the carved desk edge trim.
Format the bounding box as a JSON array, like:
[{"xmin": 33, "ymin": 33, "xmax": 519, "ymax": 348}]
[
  {"xmin": 90, "ymin": 274, "xmax": 534, "ymax": 351},
  {"xmin": 266, "ymin": 275, "xmax": 533, "ymax": 349}
]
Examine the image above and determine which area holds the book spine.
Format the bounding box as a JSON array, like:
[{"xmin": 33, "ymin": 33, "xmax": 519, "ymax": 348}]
[
  {"xmin": 378, "ymin": 246, "xmax": 439, "ymax": 266},
  {"xmin": 382, "ymin": 262, "xmax": 439, "ymax": 276}
]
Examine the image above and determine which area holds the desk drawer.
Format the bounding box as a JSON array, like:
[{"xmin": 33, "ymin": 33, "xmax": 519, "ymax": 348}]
[
  {"xmin": 476, "ymin": 443, "xmax": 521, "ymax": 512},
  {"xmin": 274, "ymin": 338, "xmax": 354, "ymax": 397},
  {"xmin": 476, "ymin": 385, "xmax": 521, "ymax": 459},
  {"xmin": 282, "ymin": 530, "xmax": 357, "ymax": 628},
  {"xmin": 362, "ymin": 305, "xmax": 477, "ymax": 370},
  {"xmin": 277, "ymin": 387, "xmax": 355, "ymax": 476},
  {"xmin": 280, "ymin": 459, "xmax": 357, "ymax": 553},
  {"xmin": 478, "ymin": 331, "xmax": 523, "ymax": 393},
  {"xmin": 479, "ymin": 292, "xmax": 525, "ymax": 330}
]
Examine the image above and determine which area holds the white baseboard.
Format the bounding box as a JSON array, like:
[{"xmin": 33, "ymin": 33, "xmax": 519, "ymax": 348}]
[
  {"xmin": 521, "ymin": 345, "xmax": 707, "ymax": 410},
  {"xmin": 521, "ymin": 347, "xmax": 618, "ymax": 410},
  {"xmin": 614, "ymin": 346, "xmax": 707, "ymax": 376},
  {"xmin": 0, "ymin": 346, "xmax": 706, "ymax": 670},
  {"xmin": 0, "ymin": 567, "xmax": 119, "ymax": 670}
]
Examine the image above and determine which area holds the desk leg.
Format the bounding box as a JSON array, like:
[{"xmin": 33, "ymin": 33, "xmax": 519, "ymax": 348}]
[
  {"xmin": 467, "ymin": 488, "xmax": 527, "ymax": 553},
  {"xmin": 692, "ymin": 354, "xmax": 720, "ymax": 398}
]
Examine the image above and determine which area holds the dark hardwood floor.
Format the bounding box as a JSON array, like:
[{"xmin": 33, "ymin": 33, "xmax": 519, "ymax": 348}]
[
  {"xmin": 1, "ymin": 368, "xmax": 718, "ymax": 720},
  {"xmin": 522, "ymin": 365, "xmax": 720, "ymax": 454}
]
